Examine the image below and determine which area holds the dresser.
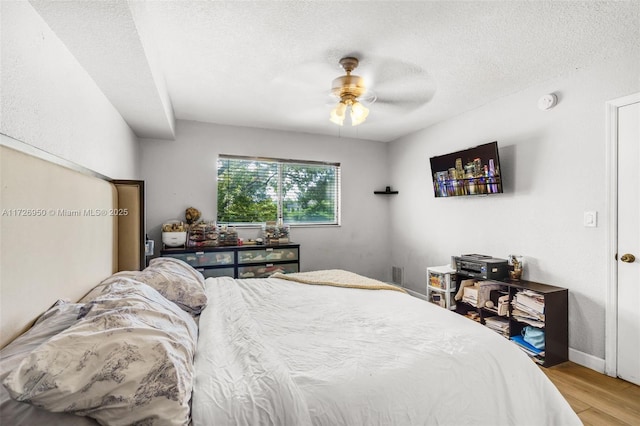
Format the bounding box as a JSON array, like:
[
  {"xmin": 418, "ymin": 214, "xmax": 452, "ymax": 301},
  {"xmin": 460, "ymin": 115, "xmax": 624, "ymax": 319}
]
[{"xmin": 160, "ymin": 243, "xmax": 300, "ymax": 279}]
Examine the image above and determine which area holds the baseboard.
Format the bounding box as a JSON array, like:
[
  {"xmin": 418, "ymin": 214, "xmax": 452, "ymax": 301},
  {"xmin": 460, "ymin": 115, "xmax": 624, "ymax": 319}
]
[
  {"xmin": 404, "ymin": 287, "xmax": 428, "ymax": 301},
  {"xmin": 569, "ymin": 348, "xmax": 606, "ymax": 373},
  {"xmin": 385, "ymin": 282, "xmax": 428, "ymax": 301}
]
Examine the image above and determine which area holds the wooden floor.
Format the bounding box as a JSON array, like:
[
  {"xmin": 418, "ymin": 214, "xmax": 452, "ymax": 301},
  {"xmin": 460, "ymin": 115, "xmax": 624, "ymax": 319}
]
[{"xmin": 542, "ymin": 362, "xmax": 640, "ymax": 425}]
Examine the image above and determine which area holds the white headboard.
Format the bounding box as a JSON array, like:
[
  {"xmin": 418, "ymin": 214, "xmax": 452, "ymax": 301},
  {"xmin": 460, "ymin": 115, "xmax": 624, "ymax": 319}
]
[{"xmin": 0, "ymin": 141, "xmax": 120, "ymax": 348}]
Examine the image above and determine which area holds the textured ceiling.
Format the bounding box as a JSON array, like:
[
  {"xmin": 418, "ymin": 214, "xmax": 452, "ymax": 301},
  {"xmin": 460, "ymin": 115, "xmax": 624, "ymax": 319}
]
[{"xmin": 29, "ymin": 1, "xmax": 640, "ymax": 142}]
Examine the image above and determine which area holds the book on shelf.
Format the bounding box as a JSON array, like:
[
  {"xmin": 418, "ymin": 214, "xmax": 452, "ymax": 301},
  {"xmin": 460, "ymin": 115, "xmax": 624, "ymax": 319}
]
[
  {"xmin": 511, "ymin": 314, "xmax": 545, "ymax": 328},
  {"xmin": 462, "ymin": 298, "xmax": 477, "ymax": 307},
  {"xmin": 513, "ymin": 291, "xmax": 545, "ymax": 314},
  {"xmin": 512, "ymin": 290, "xmax": 546, "ymax": 322},
  {"xmin": 512, "ymin": 306, "xmax": 545, "ymax": 322},
  {"xmin": 518, "ymin": 289, "xmax": 545, "ymax": 300},
  {"xmin": 532, "ymin": 356, "xmax": 545, "ymax": 365},
  {"xmin": 484, "ymin": 316, "xmax": 509, "ymax": 328},
  {"xmin": 484, "ymin": 316, "xmax": 509, "ymax": 336}
]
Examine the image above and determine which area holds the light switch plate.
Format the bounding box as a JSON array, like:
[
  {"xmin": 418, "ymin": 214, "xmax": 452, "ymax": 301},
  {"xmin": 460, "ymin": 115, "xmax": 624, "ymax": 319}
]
[{"xmin": 584, "ymin": 211, "xmax": 597, "ymax": 227}]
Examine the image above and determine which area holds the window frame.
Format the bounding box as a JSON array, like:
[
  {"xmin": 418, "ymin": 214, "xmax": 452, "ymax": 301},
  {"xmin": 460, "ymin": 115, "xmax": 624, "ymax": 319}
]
[{"xmin": 217, "ymin": 154, "xmax": 341, "ymax": 227}]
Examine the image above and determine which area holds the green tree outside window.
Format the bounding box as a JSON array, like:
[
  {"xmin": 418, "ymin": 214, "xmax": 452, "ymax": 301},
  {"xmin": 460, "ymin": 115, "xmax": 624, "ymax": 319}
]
[{"xmin": 217, "ymin": 155, "xmax": 340, "ymax": 225}]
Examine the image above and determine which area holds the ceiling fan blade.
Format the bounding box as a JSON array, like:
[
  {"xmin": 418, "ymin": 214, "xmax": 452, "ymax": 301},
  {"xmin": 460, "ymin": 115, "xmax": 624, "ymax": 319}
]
[
  {"xmin": 375, "ymin": 98, "xmax": 432, "ymax": 108},
  {"xmin": 270, "ymin": 61, "xmax": 335, "ymax": 91},
  {"xmin": 357, "ymin": 89, "xmax": 378, "ymax": 105},
  {"xmin": 374, "ymin": 73, "xmax": 435, "ymax": 103},
  {"xmin": 267, "ymin": 54, "xmax": 436, "ymax": 120},
  {"xmin": 372, "ymin": 84, "xmax": 436, "ymax": 115},
  {"xmin": 355, "ymin": 56, "xmax": 436, "ymax": 108},
  {"xmin": 268, "ymin": 60, "xmax": 341, "ymax": 110},
  {"xmin": 360, "ymin": 56, "xmax": 427, "ymax": 84}
]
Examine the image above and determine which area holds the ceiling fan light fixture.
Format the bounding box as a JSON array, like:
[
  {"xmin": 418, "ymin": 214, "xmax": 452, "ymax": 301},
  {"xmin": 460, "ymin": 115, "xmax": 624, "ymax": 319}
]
[
  {"xmin": 329, "ymin": 57, "xmax": 372, "ymax": 127},
  {"xmin": 350, "ymin": 101, "xmax": 369, "ymax": 126},
  {"xmin": 330, "ymin": 101, "xmax": 347, "ymax": 126}
]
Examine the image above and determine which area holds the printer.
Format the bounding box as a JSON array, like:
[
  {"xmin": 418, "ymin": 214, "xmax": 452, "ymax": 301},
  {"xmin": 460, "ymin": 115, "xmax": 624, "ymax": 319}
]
[{"xmin": 451, "ymin": 254, "xmax": 508, "ymax": 280}]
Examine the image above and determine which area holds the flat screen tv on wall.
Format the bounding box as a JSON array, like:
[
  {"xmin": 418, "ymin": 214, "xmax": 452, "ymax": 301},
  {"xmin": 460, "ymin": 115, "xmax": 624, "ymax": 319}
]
[{"xmin": 429, "ymin": 141, "xmax": 503, "ymax": 198}]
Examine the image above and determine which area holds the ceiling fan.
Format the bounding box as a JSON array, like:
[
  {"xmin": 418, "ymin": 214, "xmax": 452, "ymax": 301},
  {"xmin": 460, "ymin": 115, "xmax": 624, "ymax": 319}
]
[
  {"xmin": 270, "ymin": 53, "xmax": 435, "ymax": 126},
  {"xmin": 326, "ymin": 55, "xmax": 435, "ymax": 127},
  {"xmin": 329, "ymin": 57, "xmax": 375, "ymax": 126}
]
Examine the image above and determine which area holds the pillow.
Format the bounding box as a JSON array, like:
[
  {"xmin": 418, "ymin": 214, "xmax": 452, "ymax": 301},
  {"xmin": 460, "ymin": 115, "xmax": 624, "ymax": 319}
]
[
  {"xmin": 3, "ymin": 280, "xmax": 197, "ymax": 426},
  {"xmin": 98, "ymin": 257, "xmax": 208, "ymax": 316},
  {"xmin": 2, "ymin": 301, "xmax": 85, "ymax": 364},
  {"xmin": 147, "ymin": 256, "xmax": 205, "ymax": 289},
  {"xmin": 1, "ymin": 301, "xmax": 98, "ymax": 426}
]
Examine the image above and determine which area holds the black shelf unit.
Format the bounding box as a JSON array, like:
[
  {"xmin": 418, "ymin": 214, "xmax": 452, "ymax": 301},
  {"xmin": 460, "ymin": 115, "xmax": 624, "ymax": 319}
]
[{"xmin": 454, "ymin": 276, "xmax": 568, "ymax": 367}]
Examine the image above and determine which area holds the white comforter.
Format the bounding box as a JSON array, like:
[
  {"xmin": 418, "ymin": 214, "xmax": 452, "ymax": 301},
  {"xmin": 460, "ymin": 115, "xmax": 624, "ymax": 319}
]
[{"xmin": 192, "ymin": 276, "xmax": 581, "ymax": 426}]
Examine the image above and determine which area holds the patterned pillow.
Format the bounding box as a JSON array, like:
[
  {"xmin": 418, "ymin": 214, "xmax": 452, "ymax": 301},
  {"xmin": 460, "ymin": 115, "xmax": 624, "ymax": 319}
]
[
  {"xmin": 99, "ymin": 257, "xmax": 208, "ymax": 316},
  {"xmin": 1, "ymin": 301, "xmax": 98, "ymax": 426},
  {"xmin": 3, "ymin": 280, "xmax": 197, "ymax": 426},
  {"xmin": 143, "ymin": 257, "xmax": 207, "ymax": 314}
]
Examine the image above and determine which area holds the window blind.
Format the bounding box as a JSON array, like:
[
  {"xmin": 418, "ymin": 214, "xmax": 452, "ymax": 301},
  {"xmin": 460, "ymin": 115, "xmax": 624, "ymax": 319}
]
[{"xmin": 217, "ymin": 155, "xmax": 340, "ymax": 225}]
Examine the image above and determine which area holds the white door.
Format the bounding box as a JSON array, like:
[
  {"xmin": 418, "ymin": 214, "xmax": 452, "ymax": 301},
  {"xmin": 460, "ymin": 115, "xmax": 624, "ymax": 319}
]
[{"xmin": 617, "ymin": 100, "xmax": 640, "ymax": 386}]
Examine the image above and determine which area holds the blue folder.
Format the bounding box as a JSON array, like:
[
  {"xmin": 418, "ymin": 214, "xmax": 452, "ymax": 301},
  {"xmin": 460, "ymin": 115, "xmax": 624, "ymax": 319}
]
[{"xmin": 510, "ymin": 335, "xmax": 543, "ymax": 355}]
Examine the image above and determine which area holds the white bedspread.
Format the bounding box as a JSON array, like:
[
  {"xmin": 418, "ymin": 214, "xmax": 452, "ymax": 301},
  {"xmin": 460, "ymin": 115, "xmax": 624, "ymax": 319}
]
[{"xmin": 192, "ymin": 276, "xmax": 581, "ymax": 426}]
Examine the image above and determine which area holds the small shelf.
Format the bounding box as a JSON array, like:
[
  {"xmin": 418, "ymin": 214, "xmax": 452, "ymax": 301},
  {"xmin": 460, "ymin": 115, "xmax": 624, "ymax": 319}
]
[
  {"xmin": 374, "ymin": 186, "xmax": 398, "ymax": 195},
  {"xmin": 452, "ymin": 274, "xmax": 568, "ymax": 367}
]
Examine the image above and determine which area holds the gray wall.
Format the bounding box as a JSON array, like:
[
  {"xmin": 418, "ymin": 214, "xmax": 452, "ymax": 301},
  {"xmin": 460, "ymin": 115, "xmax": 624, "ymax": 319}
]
[
  {"xmin": 140, "ymin": 120, "xmax": 392, "ymax": 281},
  {"xmin": 0, "ymin": 1, "xmax": 139, "ymax": 179},
  {"xmin": 387, "ymin": 53, "xmax": 640, "ymax": 362}
]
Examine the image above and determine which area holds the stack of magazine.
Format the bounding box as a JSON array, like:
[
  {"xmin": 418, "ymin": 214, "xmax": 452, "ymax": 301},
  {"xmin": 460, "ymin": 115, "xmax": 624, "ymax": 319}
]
[
  {"xmin": 484, "ymin": 316, "xmax": 509, "ymax": 338},
  {"xmin": 511, "ymin": 289, "xmax": 545, "ymax": 364},
  {"xmin": 511, "ymin": 289, "xmax": 545, "ymax": 328}
]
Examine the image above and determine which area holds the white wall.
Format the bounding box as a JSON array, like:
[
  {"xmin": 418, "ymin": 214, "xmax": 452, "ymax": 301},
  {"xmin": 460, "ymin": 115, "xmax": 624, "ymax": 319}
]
[
  {"xmin": 140, "ymin": 120, "xmax": 392, "ymax": 281},
  {"xmin": 388, "ymin": 54, "xmax": 640, "ymax": 360},
  {"xmin": 0, "ymin": 0, "xmax": 139, "ymax": 179}
]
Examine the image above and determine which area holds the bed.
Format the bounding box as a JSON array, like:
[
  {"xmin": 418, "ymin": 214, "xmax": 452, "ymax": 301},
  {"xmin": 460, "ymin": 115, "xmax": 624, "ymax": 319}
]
[
  {"xmin": 1, "ymin": 265, "xmax": 581, "ymax": 425},
  {"xmin": 0, "ymin": 139, "xmax": 581, "ymax": 425},
  {"xmin": 192, "ymin": 271, "xmax": 581, "ymax": 426}
]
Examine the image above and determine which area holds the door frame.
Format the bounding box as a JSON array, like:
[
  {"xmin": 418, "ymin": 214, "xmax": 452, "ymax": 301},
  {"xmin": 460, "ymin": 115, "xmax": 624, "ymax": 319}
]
[
  {"xmin": 605, "ymin": 92, "xmax": 640, "ymax": 377},
  {"xmin": 112, "ymin": 180, "xmax": 146, "ymax": 271}
]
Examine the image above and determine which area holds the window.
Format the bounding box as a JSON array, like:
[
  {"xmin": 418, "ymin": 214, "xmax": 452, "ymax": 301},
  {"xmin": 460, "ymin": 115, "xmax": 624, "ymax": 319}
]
[{"xmin": 217, "ymin": 155, "xmax": 340, "ymax": 226}]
